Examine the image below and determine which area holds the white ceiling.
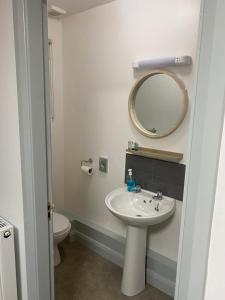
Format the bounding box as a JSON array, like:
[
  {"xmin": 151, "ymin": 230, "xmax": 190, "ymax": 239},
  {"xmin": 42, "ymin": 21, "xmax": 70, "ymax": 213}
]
[{"xmin": 48, "ymin": 0, "xmax": 116, "ymax": 16}]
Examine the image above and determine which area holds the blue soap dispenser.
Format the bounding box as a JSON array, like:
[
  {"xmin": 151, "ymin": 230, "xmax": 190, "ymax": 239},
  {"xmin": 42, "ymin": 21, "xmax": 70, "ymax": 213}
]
[{"xmin": 127, "ymin": 169, "xmax": 136, "ymax": 192}]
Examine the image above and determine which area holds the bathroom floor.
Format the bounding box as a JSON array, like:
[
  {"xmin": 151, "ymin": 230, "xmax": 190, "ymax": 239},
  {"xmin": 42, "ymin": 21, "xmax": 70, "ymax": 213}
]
[{"xmin": 55, "ymin": 239, "xmax": 173, "ymax": 300}]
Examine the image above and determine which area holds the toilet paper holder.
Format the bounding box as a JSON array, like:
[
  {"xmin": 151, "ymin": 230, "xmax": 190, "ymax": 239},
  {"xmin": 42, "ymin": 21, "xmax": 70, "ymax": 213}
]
[{"xmin": 81, "ymin": 158, "xmax": 93, "ymax": 166}]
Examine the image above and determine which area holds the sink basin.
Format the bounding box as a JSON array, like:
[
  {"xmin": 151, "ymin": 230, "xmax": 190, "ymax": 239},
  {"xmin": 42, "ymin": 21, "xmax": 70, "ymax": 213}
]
[
  {"xmin": 105, "ymin": 187, "xmax": 176, "ymax": 297},
  {"xmin": 105, "ymin": 187, "xmax": 175, "ymax": 226}
]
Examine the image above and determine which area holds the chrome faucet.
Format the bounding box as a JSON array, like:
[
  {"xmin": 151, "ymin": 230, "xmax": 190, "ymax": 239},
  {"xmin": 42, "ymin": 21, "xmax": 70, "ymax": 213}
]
[
  {"xmin": 152, "ymin": 191, "xmax": 163, "ymax": 200},
  {"xmin": 133, "ymin": 185, "xmax": 142, "ymax": 193},
  {"xmin": 153, "ymin": 191, "xmax": 163, "ymax": 212}
]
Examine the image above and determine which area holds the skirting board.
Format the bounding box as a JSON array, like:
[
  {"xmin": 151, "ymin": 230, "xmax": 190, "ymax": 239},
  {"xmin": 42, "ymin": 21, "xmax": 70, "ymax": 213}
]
[{"xmin": 69, "ymin": 219, "xmax": 176, "ymax": 297}]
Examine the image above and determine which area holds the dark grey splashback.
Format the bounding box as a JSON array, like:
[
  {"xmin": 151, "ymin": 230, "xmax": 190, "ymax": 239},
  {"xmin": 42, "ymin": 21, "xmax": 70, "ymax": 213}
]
[{"xmin": 125, "ymin": 153, "xmax": 186, "ymax": 201}]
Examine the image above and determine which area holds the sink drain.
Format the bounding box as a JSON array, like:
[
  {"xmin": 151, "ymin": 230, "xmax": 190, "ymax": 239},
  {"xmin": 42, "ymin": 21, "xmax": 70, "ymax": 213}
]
[{"xmin": 136, "ymin": 214, "xmax": 143, "ymax": 217}]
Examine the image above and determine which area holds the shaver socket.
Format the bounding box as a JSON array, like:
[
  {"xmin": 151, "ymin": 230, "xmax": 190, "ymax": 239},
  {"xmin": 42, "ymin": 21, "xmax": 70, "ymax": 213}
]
[{"xmin": 99, "ymin": 157, "xmax": 108, "ymax": 173}]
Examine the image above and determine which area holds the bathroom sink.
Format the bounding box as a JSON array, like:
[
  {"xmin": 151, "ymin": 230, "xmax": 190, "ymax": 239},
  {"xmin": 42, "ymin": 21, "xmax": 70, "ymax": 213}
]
[
  {"xmin": 105, "ymin": 187, "xmax": 175, "ymax": 226},
  {"xmin": 105, "ymin": 187, "xmax": 176, "ymax": 297}
]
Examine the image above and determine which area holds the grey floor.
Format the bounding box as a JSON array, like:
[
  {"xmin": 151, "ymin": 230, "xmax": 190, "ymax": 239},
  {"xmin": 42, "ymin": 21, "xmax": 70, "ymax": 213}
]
[{"xmin": 55, "ymin": 239, "xmax": 173, "ymax": 300}]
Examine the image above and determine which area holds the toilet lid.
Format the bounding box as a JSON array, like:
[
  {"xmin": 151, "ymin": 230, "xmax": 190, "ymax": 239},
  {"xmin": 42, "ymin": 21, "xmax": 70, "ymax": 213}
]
[{"xmin": 53, "ymin": 212, "xmax": 70, "ymax": 235}]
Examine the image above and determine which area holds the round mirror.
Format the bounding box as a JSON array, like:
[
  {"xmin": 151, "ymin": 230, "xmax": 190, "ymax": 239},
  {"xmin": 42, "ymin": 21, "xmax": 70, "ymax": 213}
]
[{"xmin": 129, "ymin": 70, "xmax": 188, "ymax": 138}]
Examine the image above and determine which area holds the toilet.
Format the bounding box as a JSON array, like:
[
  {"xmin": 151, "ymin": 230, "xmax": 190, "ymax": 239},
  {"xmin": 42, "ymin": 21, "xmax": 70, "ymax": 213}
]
[{"xmin": 53, "ymin": 212, "xmax": 71, "ymax": 266}]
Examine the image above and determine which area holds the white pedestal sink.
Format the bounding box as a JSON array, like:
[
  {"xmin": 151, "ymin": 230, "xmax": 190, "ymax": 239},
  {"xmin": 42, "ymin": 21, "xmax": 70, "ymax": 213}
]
[{"xmin": 105, "ymin": 187, "xmax": 175, "ymax": 297}]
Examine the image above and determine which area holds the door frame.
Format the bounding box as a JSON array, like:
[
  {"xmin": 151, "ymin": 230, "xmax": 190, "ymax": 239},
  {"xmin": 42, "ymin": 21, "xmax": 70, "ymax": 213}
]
[
  {"xmin": 175, "ymin": 0, "xmax": 225, "ymax": 299},
  {"xmin": 12, "ymin": 0, "xmax": 225, "ymax": 299},
  {"xmin": 13, "ymin": 0, "xmax": 52, "ymax": 299}
]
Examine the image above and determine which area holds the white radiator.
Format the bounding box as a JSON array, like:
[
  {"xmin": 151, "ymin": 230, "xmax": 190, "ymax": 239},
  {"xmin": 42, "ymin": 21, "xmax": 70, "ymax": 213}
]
[{"xmin": 0, "ymin": 218, "xmax": 17, "ymax": 300}]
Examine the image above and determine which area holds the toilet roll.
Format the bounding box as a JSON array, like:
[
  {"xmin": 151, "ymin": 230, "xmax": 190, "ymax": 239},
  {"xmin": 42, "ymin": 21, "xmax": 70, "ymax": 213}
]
[{"xmin": 81, "ymin": 165, "xmax": 94, "ymax": 175}]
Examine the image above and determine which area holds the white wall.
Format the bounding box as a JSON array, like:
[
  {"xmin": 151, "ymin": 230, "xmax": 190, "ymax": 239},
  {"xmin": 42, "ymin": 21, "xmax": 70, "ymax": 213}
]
[
  {"xmin": 204, "ymin": 117, "xmax": 225, "ymax": 299},
  {"xmin": 0, "ymin": 1, "xmax": 28, "ymax": 298},
  {"xmin": 48, "ymin": 18, "xmax": 64, "ymax": 210},
  {"xmin": 61, "ymin": 0, "xmax": 200, "ymax": 261}
]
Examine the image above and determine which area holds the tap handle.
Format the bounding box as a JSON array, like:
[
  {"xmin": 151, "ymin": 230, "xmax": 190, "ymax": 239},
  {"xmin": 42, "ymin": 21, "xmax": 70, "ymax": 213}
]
[
  {"xmin": 153, "ymin": 191, "xmax": 163, "ymax": 200},
  {"xmin": 157, "ymin": 191, "xmax": 163, "ymax": 198},
  {"xmin": 135, "ymin": 185, "xmax": 142, "ymax": 192},
  {"xmin": 132, "ymin": 184, "xmax": 142, "ymax": 193}
]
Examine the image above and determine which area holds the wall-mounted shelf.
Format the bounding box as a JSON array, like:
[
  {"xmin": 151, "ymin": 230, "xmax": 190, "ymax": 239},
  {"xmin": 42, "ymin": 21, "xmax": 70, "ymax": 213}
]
[{"xmin": 126, "ymin": 147, "xmax": 183, "ymax": 163}]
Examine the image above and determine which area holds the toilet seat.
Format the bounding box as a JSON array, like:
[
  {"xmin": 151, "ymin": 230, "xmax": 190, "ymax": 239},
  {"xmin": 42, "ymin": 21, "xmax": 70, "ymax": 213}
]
[{"xmin": 53, "ymin": 212, "xmax": 71, "ymax": 237}]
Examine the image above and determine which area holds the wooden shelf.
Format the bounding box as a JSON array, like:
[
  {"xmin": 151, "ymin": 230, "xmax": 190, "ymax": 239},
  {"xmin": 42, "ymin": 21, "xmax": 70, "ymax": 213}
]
[{"xmin": 126, "ymin": 147, "xmax": 183, "ymax": 163}]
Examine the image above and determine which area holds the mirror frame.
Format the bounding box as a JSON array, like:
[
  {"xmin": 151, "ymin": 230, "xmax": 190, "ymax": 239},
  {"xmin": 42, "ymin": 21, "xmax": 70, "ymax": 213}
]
[{"xmin": 128, "ymin": 70, "xmax": 189, "ymax": 138}]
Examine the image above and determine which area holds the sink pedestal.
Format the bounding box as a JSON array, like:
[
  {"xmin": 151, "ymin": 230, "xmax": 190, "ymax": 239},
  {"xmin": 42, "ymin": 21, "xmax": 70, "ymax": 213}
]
[
  {"xmin": 121, "ymin": 225, "xmax": 147, "ymax": 296},
  {"xmin": 105, "ymin": 187, "xmax": 176, "ymax": 296}
]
